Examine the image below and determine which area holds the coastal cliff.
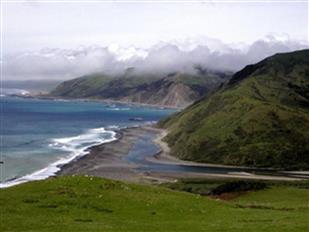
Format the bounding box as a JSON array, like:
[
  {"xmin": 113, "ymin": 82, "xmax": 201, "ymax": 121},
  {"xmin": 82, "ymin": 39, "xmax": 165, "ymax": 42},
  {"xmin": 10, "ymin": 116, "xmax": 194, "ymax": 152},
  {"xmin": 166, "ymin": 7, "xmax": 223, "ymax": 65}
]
[{"xmin": 50, "ymin": 70, "xmax": 231, "ymax": 108}]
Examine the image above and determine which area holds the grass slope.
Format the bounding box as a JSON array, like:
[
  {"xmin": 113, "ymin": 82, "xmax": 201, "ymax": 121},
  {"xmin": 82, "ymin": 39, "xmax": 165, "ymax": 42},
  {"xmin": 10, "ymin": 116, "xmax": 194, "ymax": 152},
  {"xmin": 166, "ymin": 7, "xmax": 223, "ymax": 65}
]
[
  {"xmin": 1, "ymin": 176, "xmax": 308, "ymax": 232},
  {"xmin": 159, "ymin": 49, "xmax": 309, "ymax": 169}
]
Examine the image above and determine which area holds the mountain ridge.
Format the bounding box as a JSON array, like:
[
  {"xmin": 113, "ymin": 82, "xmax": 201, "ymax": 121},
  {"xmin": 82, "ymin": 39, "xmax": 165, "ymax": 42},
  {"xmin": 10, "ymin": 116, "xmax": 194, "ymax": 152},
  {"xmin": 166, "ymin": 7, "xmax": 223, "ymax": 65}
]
[
  {"xmin": 50, "ymin": 69, "xmax": 231, "ymax": 108},
  {"xmin": 159, "ymin": 49, "xmax": 309, "ymax": 169}
]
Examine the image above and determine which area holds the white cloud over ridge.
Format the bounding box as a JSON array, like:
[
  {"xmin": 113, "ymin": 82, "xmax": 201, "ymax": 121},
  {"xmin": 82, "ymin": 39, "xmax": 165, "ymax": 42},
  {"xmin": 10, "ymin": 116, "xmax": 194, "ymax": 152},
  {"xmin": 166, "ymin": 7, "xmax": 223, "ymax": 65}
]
[{"xmin": 3, "ymin": 36, "xmax": 308, "ymax": 80}]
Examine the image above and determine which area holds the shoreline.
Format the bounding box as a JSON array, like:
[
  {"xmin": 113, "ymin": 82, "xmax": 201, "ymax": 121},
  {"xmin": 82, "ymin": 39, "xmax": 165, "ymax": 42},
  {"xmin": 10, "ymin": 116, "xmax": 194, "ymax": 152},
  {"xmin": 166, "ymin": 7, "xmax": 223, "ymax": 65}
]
[
  {"xmin": 2, "ymin": 125, "xmax": 307, "ymax": 189},
  {"xmin": 20, "ymin": 93, "xmax": 182, "ymax": 110},
  {"xmin": 0, "ymin": 127, "xmax": 119, "ymax": 188},
  {"xmin": 57, "ymin": 126, "xmax": 307, "ymax": 183},
  {"xmin": 0, "ymin": 94, "xmax": 175, "ymax": 188},
  {"xmin": 56, "ymin": 126, "xmax": 156, "ymax": 182}
]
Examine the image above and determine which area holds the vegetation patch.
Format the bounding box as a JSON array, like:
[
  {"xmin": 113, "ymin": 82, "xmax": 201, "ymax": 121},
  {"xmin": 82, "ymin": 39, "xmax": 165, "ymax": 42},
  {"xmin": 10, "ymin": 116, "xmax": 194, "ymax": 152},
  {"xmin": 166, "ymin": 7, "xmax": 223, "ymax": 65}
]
[
  {"xmin": 208, "ymin": 181, "xmax": 267, "ymax": 196},
  {"xmin": 74, "ymin": 218, "xmax": 94, "ymax": 223},
  {"xmin": 92, "ymin": 206, "xmax": 113, "ymax": 213},
  {"xmin": 163, "ymin": 178, "xmax": 309, "ymax": 199},
  {"xmin": 234, "ymin": 204, "xmax": 295, "ymax": 211},
  {"xmin": 38, "ymin": 204, "xmax": 58, "ymax": 209},
  {"xmin": 22, "ymin": 199, "xmax": 39, "ymax": 204}
]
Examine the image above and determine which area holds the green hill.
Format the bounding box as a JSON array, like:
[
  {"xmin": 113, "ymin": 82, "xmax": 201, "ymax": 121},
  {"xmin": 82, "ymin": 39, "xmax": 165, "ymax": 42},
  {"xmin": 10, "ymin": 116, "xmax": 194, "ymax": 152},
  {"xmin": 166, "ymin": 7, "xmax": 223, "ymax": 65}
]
[
  {"xmin": 50, "ymin": 69, "xmax": 231, "ymax": 108},
  {"xmin": 1, "ymin": 176, "xmax": 308, "ymax": 231},
  {"xmin": 159, "ymin": 50, "xmax": 309, "ymax": 169}
]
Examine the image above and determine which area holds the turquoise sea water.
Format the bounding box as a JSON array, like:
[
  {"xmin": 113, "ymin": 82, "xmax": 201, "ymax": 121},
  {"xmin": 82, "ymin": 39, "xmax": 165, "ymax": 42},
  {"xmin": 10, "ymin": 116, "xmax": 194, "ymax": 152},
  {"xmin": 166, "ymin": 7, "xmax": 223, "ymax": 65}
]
[{"xmin": 0, "ymin": 96, "xmax": 175, "ymax": 187}]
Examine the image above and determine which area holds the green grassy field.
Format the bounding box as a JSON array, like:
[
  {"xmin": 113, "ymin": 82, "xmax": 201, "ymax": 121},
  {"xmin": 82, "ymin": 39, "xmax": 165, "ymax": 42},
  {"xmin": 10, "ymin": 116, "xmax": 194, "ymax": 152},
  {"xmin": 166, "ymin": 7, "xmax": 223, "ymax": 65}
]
[{"xmin": 1, "ymin": 176, "xmax": 308, "ymax": 232}]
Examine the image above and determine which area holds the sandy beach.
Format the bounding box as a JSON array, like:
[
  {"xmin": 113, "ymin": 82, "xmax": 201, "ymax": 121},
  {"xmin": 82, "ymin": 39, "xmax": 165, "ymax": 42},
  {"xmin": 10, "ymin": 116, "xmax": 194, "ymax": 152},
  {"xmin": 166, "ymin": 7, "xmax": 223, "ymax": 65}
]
[{"xmin": 57, "ymin": 126, "xmax": 307, "ymax": 183}]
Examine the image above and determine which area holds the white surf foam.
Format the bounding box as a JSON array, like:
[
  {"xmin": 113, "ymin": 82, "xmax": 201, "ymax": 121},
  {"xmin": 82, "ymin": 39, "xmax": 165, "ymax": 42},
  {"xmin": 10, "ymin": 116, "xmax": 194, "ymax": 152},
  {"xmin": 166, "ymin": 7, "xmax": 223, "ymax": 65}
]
[
  {"xmin": 0, "ymin": 127, "xmax": 117, "ymax": 188},
  {"xmin": 108, "ymin": 107, "xmax": 131, "ymax": 111},
  {"xmin": 2, "ymin": 88, "xmax": 30, "ymax": 96}
]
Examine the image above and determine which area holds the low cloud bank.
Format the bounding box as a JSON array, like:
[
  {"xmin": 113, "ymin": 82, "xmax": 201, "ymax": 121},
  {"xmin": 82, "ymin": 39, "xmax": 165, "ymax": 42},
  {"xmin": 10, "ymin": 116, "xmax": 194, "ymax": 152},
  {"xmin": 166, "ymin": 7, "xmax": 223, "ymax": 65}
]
[{"xmin": 3, "ymin": 36, "xmax": 308, "ymax": 80}]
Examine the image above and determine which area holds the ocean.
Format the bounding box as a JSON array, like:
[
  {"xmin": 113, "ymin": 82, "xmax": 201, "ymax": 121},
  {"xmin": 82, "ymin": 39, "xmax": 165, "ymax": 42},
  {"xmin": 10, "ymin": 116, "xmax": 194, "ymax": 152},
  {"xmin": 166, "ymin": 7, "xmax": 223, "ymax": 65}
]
[{"xmin": 0, "ymin": 95, "xmax": 175, "ymax": 187}]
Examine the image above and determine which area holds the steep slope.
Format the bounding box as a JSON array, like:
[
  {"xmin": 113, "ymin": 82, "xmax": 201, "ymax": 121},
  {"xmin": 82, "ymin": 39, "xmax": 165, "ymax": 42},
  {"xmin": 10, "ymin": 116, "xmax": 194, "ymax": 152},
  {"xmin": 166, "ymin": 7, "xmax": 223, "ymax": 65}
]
[
  {"xmin": 159, "ymin": 50, "xmax": 309, "ymax": 169},
  {"xmin": 50, "ymin": 71, "xmax": 231, "ymax": 108}
]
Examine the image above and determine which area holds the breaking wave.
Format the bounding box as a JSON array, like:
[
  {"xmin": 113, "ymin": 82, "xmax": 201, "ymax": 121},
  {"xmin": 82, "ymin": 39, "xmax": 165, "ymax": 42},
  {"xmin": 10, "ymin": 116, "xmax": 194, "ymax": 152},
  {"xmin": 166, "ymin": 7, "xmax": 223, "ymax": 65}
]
[{"xmin": 0, "ymin": 127, "xmax": 117, "ymax": 188}]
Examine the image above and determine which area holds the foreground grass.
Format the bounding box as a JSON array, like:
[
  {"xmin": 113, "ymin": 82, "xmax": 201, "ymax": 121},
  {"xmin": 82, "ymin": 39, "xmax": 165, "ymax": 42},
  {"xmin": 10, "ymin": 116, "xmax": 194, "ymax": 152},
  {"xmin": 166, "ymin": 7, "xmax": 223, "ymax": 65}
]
[{"xmin": 0, "ymin": 176, "xmax": 308, "ymax": 232}]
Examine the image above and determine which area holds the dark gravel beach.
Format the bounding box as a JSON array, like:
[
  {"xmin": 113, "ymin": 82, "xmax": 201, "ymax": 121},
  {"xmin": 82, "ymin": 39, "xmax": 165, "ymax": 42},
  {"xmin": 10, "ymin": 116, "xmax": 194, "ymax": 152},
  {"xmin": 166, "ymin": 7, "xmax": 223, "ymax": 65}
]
[
  {"xmin": 57, "ymin": 126, "xmax": 306, "ymax": 183},
  {"xmin": 57, "ymin": 127, "xmax": 154, "ymax": 182}
]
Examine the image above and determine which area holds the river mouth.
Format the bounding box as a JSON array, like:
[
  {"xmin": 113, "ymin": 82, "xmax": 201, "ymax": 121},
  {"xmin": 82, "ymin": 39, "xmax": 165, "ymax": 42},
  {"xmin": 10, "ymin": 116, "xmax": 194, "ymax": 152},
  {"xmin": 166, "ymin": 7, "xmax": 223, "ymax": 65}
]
[{"xmin": 123, "ymin": 132, "xmax": 309, "ymax": 180}]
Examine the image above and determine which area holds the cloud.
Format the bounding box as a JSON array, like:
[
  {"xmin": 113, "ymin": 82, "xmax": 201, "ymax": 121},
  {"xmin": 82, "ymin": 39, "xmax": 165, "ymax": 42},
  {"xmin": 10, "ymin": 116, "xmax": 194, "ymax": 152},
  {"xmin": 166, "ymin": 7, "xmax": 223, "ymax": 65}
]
[
  {"xmin": 3, "ymin": 36, "xmax": 308, "ymax": 80},
  {"xmin": 3, "ymin": 46, "xmax": 120, "ymax": 80}
]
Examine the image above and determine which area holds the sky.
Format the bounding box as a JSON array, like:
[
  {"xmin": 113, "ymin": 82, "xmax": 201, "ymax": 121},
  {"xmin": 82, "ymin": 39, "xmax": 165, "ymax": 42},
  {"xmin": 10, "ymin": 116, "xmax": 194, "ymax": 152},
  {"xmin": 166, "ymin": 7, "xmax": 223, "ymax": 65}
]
[{"xmin": 1, "ymin": 0, "xmax": 309, "ymax": 80}]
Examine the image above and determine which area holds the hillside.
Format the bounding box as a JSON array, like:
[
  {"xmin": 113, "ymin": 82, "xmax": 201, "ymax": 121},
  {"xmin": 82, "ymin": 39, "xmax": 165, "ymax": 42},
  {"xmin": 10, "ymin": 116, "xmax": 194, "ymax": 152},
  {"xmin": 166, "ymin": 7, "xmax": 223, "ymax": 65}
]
[
  {"xmin": 1, "ymin": 176, "xmax": 308, "ymax": 231},
  {"xmin": 50, "ymin": 70, "xmax": 231, "ymax": 108},
  {"xmin": 159, "ymin": 50, "xmax": 309, "ymax": 169}
]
